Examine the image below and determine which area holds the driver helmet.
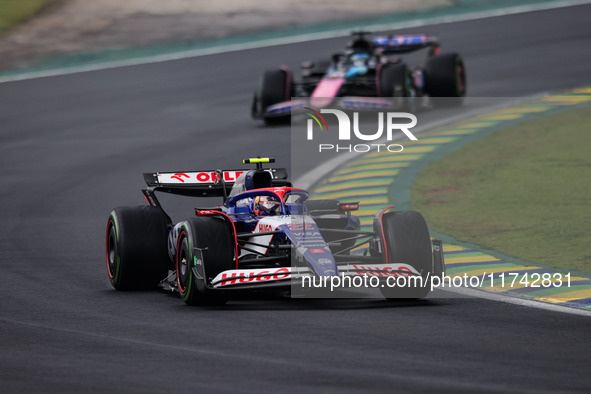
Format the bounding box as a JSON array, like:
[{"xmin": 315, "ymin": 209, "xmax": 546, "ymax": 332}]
[
  {"xmin": 253, "ymin": 195, "xmax": 281, "ymax": 216},
  {"xmin": 350, "ymin": 52, "xmax": 369, "ymax": 66}
]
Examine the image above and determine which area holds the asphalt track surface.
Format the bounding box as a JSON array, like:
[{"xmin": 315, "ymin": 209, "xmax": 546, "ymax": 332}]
[{"xmin": 1, "ymin": 4, "xmax": 591, "ymax": 393}]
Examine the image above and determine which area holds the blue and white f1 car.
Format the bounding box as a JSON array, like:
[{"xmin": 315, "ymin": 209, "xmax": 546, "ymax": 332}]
[
  {"xmin": 105, "ymin": 158, "xmax": 445, "ymax": 305},
  {"xmin": 252, "ymin": 31, "xmax": 466, "ymax": 124}
]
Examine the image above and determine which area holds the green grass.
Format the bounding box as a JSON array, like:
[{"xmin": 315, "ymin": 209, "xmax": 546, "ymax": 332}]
[
  {"xmin": 412, "ymin": 105, "xmax": 591, "ymax": 273},
  {"xmin": 0, "ymin": 0, "xmax": 57, "ymax": 35}
]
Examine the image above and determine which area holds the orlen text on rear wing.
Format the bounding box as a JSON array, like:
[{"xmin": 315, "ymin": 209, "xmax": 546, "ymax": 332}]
[{"xmin": 141, "ymin": 168, "xmax": 289, "ymax": 207}]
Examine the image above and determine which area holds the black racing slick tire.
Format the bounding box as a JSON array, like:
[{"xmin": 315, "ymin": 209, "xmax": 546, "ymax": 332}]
[
  {"xmin": 376, "ymin": 210, "xmax": 433, "ymax": 299},
  {"xmin": 106, "ymin": 206, "xmax": 170, "ymax": 290},
  {"xmin": 425, "ymin": 53, "xmax": 466, "ymax": 101},
  {"xmin": 252, "ymin": 69, "xmax": 291, "ymax": 125},
  {"xmin": 175, "ymin": 217, "xmax": 235, "ymax": 306},
  {"xmin": 379, "ymin": 63, "xmax": 412, "ymax": 97}
]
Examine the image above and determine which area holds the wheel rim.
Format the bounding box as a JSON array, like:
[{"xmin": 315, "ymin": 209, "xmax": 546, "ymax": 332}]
[{"xmin": 106, "ymin": 221, "xmax": 118, "ymax": 279}]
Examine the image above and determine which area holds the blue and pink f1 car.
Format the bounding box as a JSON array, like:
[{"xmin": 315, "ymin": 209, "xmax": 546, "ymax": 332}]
[
  {"xmin": 105, "ymin": 158, "xmax": 445, "ymax": 305},
  {"xmin": 251, "ymin": 31, "xmax": 466, "ymax": 124}
]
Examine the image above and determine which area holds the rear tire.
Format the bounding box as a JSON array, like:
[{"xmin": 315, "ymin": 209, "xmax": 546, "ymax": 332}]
[
  {"xmin": 176, "ymin": 217, "xmax": 234, "ymax": 306},
  {"xmin": 425, "ymin": 53, "xmax": 466, "ymax": 104},
  {"xmin": 252, "ymin": 69, "xmax": 291, "ymax": 125},
  {"xmin": 376, "ymin": 210, "xmax": 433, "ymax": 299},
  {"xmin": 106, "ymin": 206, "xmax": 170, "ymax": 290}
]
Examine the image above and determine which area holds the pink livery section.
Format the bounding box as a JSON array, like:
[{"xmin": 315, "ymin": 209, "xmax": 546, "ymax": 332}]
[{"xmin": 310, "ymin": 77, "xmax": 344, "ymax": 107}]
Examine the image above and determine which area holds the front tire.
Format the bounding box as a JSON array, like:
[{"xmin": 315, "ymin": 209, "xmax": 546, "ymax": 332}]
[
  {"xmin": 252, "ymin": 69, "xmax": 291, "ymax": 125},
  {"xmin": 106, "ymin": 206, "xmax": 170, "ymax": 290},
  {"xmin": 176, "ymin": 217, "xmax": 235, "ymax": 306},
  {"xmin": 376, "ymin": 210, "xmax": 433, "ymax": 299}
]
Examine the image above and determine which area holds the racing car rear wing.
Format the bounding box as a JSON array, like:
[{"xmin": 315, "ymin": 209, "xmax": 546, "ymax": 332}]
[
  {"xmin": 142, "ymin": 168, "xmax": 289, "ymax": 199},
  {"xmin": 142, "ymin": 168, "xmax": 291, "ymax": 206},
  {"xmin": 373, "ymin": 34, "xmax": 440, "ymax": 56}
]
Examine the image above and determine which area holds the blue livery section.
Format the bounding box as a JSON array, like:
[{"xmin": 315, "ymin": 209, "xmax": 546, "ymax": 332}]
[
  {"xmin": 280, "ymin": 218, "xmax": 337, "ymax": 277},
  {"xmin": 374, "ymin": 34, "xmax": 427, "ymax": 47}
]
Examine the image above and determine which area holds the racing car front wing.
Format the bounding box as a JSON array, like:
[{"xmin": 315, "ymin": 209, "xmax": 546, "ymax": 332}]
[{"xmin": 209, "ymin": 263, "xmax": 423, "ymax": 289}]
